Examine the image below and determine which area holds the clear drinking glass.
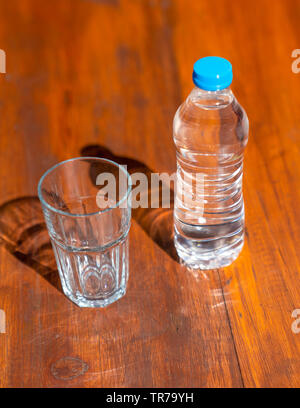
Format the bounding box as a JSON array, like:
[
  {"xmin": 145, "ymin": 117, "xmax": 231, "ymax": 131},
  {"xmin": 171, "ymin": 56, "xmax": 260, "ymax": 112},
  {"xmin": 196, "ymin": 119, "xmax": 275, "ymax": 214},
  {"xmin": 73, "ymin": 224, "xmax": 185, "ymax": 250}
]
[{"xmin": 38, "ymin": 157, "xmax": 131, "ymax": 307}]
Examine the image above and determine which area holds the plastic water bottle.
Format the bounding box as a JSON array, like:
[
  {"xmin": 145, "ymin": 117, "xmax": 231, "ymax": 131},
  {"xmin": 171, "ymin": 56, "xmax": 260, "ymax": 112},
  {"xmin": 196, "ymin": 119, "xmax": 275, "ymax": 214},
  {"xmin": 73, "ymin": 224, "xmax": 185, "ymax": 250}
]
[{"xmin": 173, "ymin": 57, "xmax": 249, "ymax": 269}]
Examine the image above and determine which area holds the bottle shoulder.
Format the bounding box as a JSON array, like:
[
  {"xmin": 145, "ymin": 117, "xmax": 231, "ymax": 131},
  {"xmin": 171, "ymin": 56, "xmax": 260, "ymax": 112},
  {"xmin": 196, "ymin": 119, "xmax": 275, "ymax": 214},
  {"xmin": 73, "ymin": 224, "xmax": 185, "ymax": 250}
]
[{"xmin": 173, "ymin": 87, "xmax": 249, "ymax": 149}]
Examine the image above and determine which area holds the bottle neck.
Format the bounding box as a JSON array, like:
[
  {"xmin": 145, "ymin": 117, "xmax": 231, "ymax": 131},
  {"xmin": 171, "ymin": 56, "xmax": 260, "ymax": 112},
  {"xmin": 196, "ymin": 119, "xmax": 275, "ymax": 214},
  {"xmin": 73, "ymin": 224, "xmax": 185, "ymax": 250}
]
[{"xmin": 188, "ymin": 86, "xmax": 234, "ymax": 109}]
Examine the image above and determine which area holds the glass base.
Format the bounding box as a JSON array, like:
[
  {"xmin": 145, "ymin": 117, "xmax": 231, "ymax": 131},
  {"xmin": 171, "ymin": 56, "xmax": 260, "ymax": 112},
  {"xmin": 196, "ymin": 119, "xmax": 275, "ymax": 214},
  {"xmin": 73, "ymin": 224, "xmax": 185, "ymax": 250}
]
[
  {"xmin": 62, "ymin": 286, "xmax": 127, "ymax": 308},
  {"xmin": 51, "ymin": 235, "xmax": 129, "ymax": 308}
]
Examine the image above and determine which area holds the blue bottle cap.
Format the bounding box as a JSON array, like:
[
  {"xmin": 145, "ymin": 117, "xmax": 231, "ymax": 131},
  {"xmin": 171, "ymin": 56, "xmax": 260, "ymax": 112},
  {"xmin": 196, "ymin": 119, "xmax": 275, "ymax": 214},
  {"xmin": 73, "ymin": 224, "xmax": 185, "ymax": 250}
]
[{"xmin": 192, "ymin": 56, "xmax": 233, "ymax": 91}]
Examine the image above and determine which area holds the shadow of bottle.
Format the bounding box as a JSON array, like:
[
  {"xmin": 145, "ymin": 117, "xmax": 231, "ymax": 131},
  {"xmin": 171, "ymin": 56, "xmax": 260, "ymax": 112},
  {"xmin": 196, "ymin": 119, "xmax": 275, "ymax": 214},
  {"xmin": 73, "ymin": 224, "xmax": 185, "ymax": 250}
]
[{"xmin": 80, "ymin": 144, "xmax": 179, "ymax": 263}]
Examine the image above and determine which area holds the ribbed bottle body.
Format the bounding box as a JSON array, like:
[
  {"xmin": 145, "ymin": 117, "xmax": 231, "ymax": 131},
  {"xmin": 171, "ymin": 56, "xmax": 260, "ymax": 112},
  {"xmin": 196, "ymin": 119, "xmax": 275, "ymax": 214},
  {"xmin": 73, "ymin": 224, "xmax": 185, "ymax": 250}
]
[{"xmin": 173, "ymin": 87, "xmax": 249, "ymax": 269}]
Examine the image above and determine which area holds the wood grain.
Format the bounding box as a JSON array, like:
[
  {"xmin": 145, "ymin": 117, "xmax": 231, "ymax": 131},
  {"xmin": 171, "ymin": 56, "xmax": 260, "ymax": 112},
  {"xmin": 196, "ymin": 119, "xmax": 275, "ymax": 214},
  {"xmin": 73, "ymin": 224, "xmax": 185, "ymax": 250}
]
[{"xmin": 0, "ymin": 0, "xmax": 299, "ymax": 387}]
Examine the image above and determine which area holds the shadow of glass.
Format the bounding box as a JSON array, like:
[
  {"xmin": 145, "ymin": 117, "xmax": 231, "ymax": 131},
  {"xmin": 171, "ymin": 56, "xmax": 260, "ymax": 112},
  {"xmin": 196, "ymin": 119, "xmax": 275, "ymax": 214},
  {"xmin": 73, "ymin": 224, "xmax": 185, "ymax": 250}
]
[
  {"xmin": 0, "ymin": 146, "xmax": 178, "ymax": 294},
  {"xmin": 0, "ymin": 196, "xmax": 62, "ymax": 292},
  {"xmin": 80, "ymin": 144, "xmax": 179, "ymax": 263}
]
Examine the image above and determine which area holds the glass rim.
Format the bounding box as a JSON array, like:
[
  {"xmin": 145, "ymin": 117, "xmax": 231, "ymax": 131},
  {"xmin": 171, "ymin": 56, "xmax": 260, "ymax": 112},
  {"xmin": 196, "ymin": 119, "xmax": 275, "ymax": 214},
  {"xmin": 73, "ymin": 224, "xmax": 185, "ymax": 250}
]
[{"xmin": 37, "ymin": 156, "xmax": 132, "ymax": 218}]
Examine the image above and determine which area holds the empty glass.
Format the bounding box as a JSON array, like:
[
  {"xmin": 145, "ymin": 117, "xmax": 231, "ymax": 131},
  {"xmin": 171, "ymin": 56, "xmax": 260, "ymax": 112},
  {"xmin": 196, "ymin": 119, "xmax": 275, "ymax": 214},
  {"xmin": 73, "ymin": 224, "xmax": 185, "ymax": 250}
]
[{"xmin": 38, "ymin": 157, "xmax": 131, "ymax": 307}]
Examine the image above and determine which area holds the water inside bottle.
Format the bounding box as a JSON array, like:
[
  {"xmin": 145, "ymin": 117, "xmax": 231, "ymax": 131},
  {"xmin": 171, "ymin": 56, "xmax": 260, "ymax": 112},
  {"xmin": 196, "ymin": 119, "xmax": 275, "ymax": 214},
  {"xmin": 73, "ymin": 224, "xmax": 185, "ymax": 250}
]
[{"xmin": 173, "ymin": 87, "xmax": 249, "ymax": 269}]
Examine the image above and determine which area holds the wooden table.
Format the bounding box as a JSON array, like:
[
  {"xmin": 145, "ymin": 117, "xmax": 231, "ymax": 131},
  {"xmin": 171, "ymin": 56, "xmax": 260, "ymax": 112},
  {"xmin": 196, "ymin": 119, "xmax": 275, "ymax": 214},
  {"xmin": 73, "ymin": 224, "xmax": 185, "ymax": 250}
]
[{"xmin": 0, "ymin": 0, "xmax": 299, "ymax": 388}]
